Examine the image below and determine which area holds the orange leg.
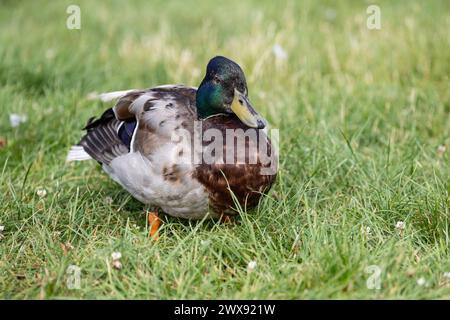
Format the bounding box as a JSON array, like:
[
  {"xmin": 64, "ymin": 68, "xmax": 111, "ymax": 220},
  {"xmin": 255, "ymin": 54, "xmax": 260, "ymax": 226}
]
[
  {"xmin": 219, "ymin": 214, "xmax": 233, "ymax": 224},
  {"xmin": 147, "ymin": 211, "xmax": 161, "ymax": 240}
]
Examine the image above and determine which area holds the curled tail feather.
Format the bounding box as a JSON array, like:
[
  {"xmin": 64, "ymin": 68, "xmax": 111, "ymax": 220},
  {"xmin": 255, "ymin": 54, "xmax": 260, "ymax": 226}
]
[{"xmin": 67, "ymin": 109, "xmax": 131, "ymax": 164}]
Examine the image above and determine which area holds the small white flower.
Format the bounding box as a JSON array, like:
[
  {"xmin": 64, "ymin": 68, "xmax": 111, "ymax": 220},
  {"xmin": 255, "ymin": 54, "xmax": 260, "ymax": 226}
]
[
  {"xmin": 111, "ymin": 251, "xmax": 122, "ymax": 260},
  {"xmin": 395, "ymin": 221, "xmax": 405, "ymax": 231},
  {"xmin": 131, "ymin": 223, "xmax": 140, "ymax": 231},
  {"xmin": 416, "ymin": 277, "xmax": 427, "ymax": 286},
  {"xmin": 10, "ymin": 114, "xmax": 28, "ymax": 128},
  {"xmin": 443, "ymin": 272, "xmax": 450, "ymax": 279},
  {"xmin": 272, "ymin": 44, "xmax": 287, "ymax": 60},
  {"xmin": 36, "ymin": 188, "xmax": 47, "ymax": 198},
  {"xmin": 200, "ymin": 240, "xmax": 210, "ymax": 247},
  {"xmin": 437, "ymin": 144, "xmax": 446, "ymax": 156},
  {"xmin": 104, "ymin": 196, "xmax": 113, "ymax": 205},
  {"xmin": 0, "ymin": 225, "xmax": 4, "ymax": 232},
  {"xmin": 247, "ymin": 260, "xmax": 257, "ymax": 271},
  {"xmin": 361, "ymin": 225, "xmax": 371, "ymax": 236}
]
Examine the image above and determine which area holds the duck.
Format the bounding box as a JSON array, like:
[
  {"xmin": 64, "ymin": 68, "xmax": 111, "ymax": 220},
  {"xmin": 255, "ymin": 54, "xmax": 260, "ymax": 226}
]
[{"xmin": 67, "ymin": 56, "xmax": 278, "ymax": 238}]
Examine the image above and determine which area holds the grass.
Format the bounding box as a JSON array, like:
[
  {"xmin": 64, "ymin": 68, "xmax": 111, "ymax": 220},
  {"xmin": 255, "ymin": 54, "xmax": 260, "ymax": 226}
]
[{"xmin": 0, "ymin": 0, "xmax": 449, "ymax": 299}]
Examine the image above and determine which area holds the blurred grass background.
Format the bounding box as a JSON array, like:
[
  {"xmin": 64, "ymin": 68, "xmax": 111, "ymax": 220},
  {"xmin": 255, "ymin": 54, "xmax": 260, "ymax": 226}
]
[{"xmin": 0, "ymin": 0, "xmax": 449, "ymax": 299}]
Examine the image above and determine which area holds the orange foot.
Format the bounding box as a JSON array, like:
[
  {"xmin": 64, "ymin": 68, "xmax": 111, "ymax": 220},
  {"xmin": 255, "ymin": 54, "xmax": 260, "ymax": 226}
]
[
  {"xmin": 219, "ymin": 214, "xmax": 233, "ymax": 224},
  {"xmin": 147, "ymin": 211, "xmax": 161, "ymax": 240}
]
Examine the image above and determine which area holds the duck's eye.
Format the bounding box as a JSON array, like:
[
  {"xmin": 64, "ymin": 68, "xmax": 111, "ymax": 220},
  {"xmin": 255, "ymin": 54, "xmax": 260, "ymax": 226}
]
[{"xmin": 213, "ymin": 76, "xmax": 221, "ymax": 84}]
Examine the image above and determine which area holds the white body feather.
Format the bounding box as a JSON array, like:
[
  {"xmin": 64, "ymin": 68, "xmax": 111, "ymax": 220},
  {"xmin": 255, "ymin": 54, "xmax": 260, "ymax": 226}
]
[{"xmin": 103, "ymin": 149, "xmax": 210, "ymax": 219}]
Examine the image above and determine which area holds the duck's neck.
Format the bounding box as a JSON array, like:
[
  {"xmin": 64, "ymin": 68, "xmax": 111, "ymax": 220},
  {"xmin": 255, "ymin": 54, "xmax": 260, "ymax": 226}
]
[
  {"xmin": 196, "ymin": 85, "xmax": 223, "ymax": 119},
  {"xmin": 196, "ymin": 97, "xmax": 210, "ymax": 119}
]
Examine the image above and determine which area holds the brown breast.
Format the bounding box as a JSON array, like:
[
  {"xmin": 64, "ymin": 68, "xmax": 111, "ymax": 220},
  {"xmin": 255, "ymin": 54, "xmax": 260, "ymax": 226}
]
[{"xmin": 194, "ymin": 115, "xmax": 277, "ymax": 215}]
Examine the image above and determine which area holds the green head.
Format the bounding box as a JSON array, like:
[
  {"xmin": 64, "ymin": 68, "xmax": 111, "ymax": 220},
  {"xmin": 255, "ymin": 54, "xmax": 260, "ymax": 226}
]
[{"xmin": 196, "ymin": 56, "xmax": 265, "ymax": 129}]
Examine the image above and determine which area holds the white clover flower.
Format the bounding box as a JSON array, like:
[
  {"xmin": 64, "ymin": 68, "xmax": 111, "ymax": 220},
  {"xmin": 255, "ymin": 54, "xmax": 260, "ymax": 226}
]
[
  {"xmin": 395, "ymin": 221, "xmax": 405, "ymax": 231},
  {"xmin": 104, "ymin": 196, "xmax": 113, "ymax": 205},
  {"xmin": 247, "ymin": 260, "xmax": 257, "ymax": 272},
  {"xmin": 437, "ymin": 144, "xmax": 446, "ymax": 156},
  {"xmin": 416, "ymin": 277, "xmax": 427, "ymax": 286},
  {"xmin": 111, "ymin": 251, "xmax": 122, "ymax": 260},
  {"xmin": 443, "ymin": 272, "xmax": 450, "ymax": 279},
  {"xmin": 361, "ymin": 226, "xmax": 371, "ymax": 236},
  {"xmin": 36, "ymin": 188, "xmax": 47, "ymax": 198},
  {"xmin": 200, "ymin": 240, "xmax": 210, "ymax": 247},
  {"xmin": 272, "ymin": 44, "xmax": 287, "ymax": 60},
  {"xmin": 10, "ymin": 114, "xmax": 28, "ymax": 128}
]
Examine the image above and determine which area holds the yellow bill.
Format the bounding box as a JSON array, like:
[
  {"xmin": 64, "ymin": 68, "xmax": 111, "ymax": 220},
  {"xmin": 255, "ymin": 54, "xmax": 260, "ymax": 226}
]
[{"xmin": 230, "ymin": 88, "xmax": 266, "ymax": 129}]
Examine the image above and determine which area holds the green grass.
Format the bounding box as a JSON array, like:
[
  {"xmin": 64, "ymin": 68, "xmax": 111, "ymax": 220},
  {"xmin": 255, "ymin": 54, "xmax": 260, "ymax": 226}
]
[{"xmin": 0, "ymin": 0, "xmax": 449, "ymax": 299}]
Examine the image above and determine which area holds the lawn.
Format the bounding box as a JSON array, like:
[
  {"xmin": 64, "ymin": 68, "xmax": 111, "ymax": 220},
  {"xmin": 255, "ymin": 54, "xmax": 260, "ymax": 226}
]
[{"xmin": 0, "ymin": 0, "xmax": 449, "ymax": 299}]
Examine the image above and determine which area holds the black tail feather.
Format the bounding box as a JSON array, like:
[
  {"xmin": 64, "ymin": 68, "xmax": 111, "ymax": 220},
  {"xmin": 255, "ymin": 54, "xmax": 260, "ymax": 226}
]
[{"xmin": 79, "ymin": 108, "xmax": 129, "ymax": 165}]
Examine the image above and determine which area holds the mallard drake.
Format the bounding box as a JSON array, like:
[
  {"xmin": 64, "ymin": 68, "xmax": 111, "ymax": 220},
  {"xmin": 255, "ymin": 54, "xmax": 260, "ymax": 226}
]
[{"xmin": 67, "ymin": 56, "xmax": 277, "ymax": 236}]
